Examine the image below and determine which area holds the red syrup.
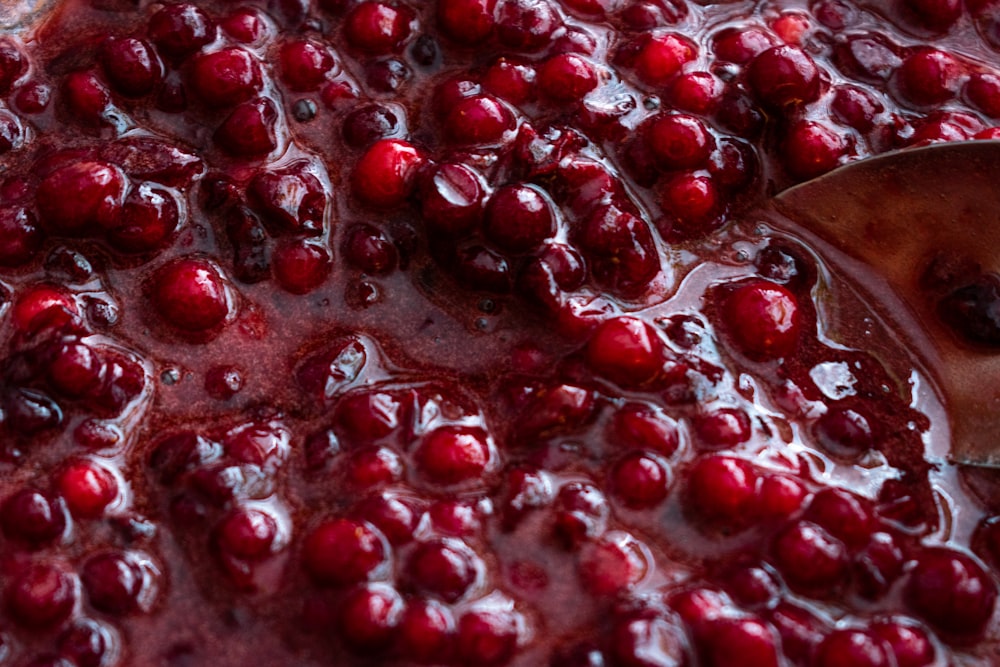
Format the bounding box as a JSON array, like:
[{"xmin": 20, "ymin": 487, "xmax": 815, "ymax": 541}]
[{"xmin": 0, "ymin": 0, "xmax": 997, "ymax": 664}]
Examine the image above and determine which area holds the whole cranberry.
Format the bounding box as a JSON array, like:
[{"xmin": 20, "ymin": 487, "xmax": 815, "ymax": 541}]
[
  {"xmin": 302, "ymin": 518, "xmax": 388, "ymax": 585},
  {"xmin": 398, "ymin": 598, "xmax": 455, "ymax": 663},
  {"xmin": 58, "ymin": 460, "xmax": 119, "ymax": 518},
  {"xmin": 456, "ymin": 608, "xmax": 520, "ymax": 666},
  {"xmin": 905, "ymin": 547, "xmax": 997, "ymax": 636},
  {"xmin": 416, "ymin": 426, "xmax": 492, "ymax": 486},
  {"xmin": 352, "ymin": 138, "xmax": 426, "ymax": 207},
  {"xmin": 81, "ymin": 551, "xmax": 152, "ymax": 615},
  {"xmin": 896, "ymin": 48, "xmax": 963, "ymax": 106},
  {"xmin": 747, "ymin": 45, "xmax": 822, "ymax": 108},
  {"xmin": 772, "ymin": 521, "xmax": 849, "ymax": 594},
  {"xmin": 1, "ymin": 489, "xmax": 66, "ymax": 544},
  {"xmin": 344, "ymin": 1, "xmax": 413, "ymax": 54},
  {"xmin": 189, "ymin": 47, "xmax": 262, "ymax": 108},
  {"xmin": 609, "ymin": 611, "xmax": 689, "ymax": 667},
  {"xmin": 339, "ymin": 583, "xmax": 404, "ymax": 653},
  {"xmin": 445, "ymin": 95, "xmax": 515, "ymax": 145},
  {"xmin": 59, "ymin": 618, "xmax": 119, "ymax": 667},
  {"xmin": 494, "ymin": 0, "xmax": 561, "ymax": 52},
  {"xmin": 627, "ymin": 32, "xmax": 697, "ymax": 87},
  {"xmin": 149, "ymin": 257, "xmax": 230, "ymax": 332},
  {"xmin": 7, "ymin": 563, "xmax": 77, "ymax": 628},
  {"xmin": 686, "ymin": 454, "xmax": 758, "ymax": 530},
  {"xmin": 484, "ymin": 183, "xmax": 555, "ymax": 252},
  {"xmin": 9, "ymin": 285, "xmax": 69, "ymax": 333},
  {"xmin": 578, "ymin": 532, "xmax": 648, "ymax": 595},
  {"xmin": 272, "ymin": 240, "xmax": 332, "ymax": 294},
  {"xmin": 585, "ymin": 317, "xmax": 667, "ymax": 387},
  {"xmin": 815, "ymin": 629, "xmax": 892, "ymax": 667},
  {"xmin": 280, "ymin": 39, "xmax": 335, "ymax": 91},
  {"xmin": 36, "ymin": 161, "xmax": 127, "ymax": 235},
  {"xmin": 872, "ymin": 618, "xmax": 937, "ymax": 667},
  {"xmin": 537, "ymin": 53, "xmax": 598, "ymax": 103},
  {"xmin": 721, "ymin": 281, "xmax": 801, "ymax": 360},
  {"xmin": 702, "ymin": 617, "xmax": 781, "ymax": 667},
  {"xmin": 147, "ymin": 4, "xmax": 215, "ymax": 59},
  {"xmin": 782, "ymin": 120, "xmax": 848, "ymax": 180},
  {"xmin": 100, "ymin": 37, "xmax": 162, "ymax": 97},
  {"xmin": 611, "ymin": 452, "xmax": 671, "ymax": 508},
  {"xmin": 215, "ymin": 98, "xmax": 279, "ymax": 157},
  {"xmin": 217, "ymin": 507, "xmax": 278, "ymax": 560},
  {"xmin": 648, "ymin": 113, "xmax": 715, "ymax": 169},
  {"xmin": 406, "ymin": 538, "xmax": 480, "ymax": 602}
]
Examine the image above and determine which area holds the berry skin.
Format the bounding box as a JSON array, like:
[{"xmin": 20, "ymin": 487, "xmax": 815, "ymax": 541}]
[
  {"xmin": 59, "ymin": 460, "xmax": 119, "ymax": 518},
  {"xmin": 722, "ymin": 281, "xmax": 801, "ymax": 360},
  {"xmin": 747, "ymin": 45, "xmax": 822, "ymax": 108},
  {"xmin": 353, "ymin": 139, "xmax": 426, "ymax": 208},
  {"xmin": 537, "ymin": 54, "xmax": 599, "ymax": 103},
  {"xmin": 484, "ymin": 183, "xmax": 555, "ymax": 252},
  {"xmin": 648, "ymin": 114, "xmax": 715, "ymax": 169},
  {"xmin": 189, "ymin": 48, "xmax": 263, "ymax": 108},
  {"xmin": 36, "ymin": 161, "xmax": 127, "ymax": 234},
  {"xmin": 302, "ymin": 519, "xmax": 388, "ymax": 585},
  {"xmin": 585, "ymin": 317, "xmax": 667, "ymax": 387},
  {"xmin": 417, "ymin": 426, "xmax": 492, "ymax": 486},
  {"xmin": 905, "ymin": 548, "xmax": 997, "ymax": 636},
  {"xmin": 150, "ymin": 258, "xmax": 230, "ymax": 332}
]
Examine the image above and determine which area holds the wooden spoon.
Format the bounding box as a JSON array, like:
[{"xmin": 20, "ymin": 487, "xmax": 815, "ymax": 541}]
[{"xmin": 767, "ymin": 140, "xmax": 1000, "ymax": 466}]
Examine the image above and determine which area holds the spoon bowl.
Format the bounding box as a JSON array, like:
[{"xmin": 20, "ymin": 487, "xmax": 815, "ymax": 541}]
[{"xmin": 768, "ymin": 140, "xmax": 1000, "ymax": 466}]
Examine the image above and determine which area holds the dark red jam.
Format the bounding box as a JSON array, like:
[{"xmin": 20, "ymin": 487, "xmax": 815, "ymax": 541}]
[{"xmin": 0, "ymin": 0, "xmax": 998, "ymax": 663}]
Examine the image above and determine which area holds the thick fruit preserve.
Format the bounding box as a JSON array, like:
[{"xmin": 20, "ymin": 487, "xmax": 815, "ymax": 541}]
[{"xmin": 1, "ymin": 0, "xmax": 1000, "ymax": 664}]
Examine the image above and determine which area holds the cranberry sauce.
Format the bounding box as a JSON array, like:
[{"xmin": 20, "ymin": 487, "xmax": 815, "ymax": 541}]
[{"xmin": 0, "ymin": 0, "xmax": 998, "ymax": 663}]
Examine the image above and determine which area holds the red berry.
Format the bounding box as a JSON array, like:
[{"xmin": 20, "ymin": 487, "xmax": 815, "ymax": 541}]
[
  {"xmin": 215, "ymin": 98, "xmax": 279, "ymax": 157},
  {"xmin": 585, "ymin": 317, "xmax": 666, "ymax": 387},
  {"xmin": 896, "ymin": 48, "xmax": 963, "ymax": 105},
  {"xmin": 345, "ymin": 2, "xmax": 412, "ymax": 54},
  {"xmin": 100, "ymin": 37, "xmax": 161, "ymax": 97},
  {"xmin": 302, "ymin": 518, "xmax": 388, "ymax": 585},
  {"xmin": 484, "ymin": 183, "xmax": 555, "ymax": 252},
  {"xmin": 630, "ymin": 32, "xmax": 697, "ymax": 86},
  {"xmin": 782, "ymin": 120, "xmax": 848, "ymax": 179},
  {"xmin": 7, "ymin": 563, "xmax": 77, "ymax": 628},
  {"xmin": 772, "ymin": 521, "xmax": 849, "ymax": 594},
  {"xmin": 417, "ymin": 426, "xmax": 492, "ymax": 486},
  {"xmin": 445, "ymin": 95, "xmax": 515, "ymax": 145},
  {"xmin": 353, "ymin": 138, "xmax": 426, "ymax": 207},
  {"xmin": 648, "ymin": 113, "xmax": 715, "ymax": 169},
  {"xmin": 147, "ymin": 3, "xmax": 215, "ymax": 59},
  {"xmin": 537, "ymin": 53, "xmax": 598, "ymax": 103},
  {"xmin": 438, "ymin": 0, "xmax": 496, "ymax": 43},
  {"xmin": 685, "ymin": 455, "xmax": 757, "ymax": 527},
  {"xmin": 578, "ymin": 532, "xmax": 649, "ymax": 595},
  {"xmin": 905, "ymin": 548, "xmax": 997, "ymax": 636},
  {"xmin": 815, "ymin": 629, "xmax": 893, "ymax": 667},
  {"xmin": 747, "ymin": 45, "xmax": 822, "ymax": 108},
  {"xmin": 59, "ymin": 460, "xmax": 118, "ymax": 518},
  {"xmin": 189, "ymin": 48, "xmax": 262, "ymax": 108},
  {"xmin": 339, "ymin": 583, "xmax": 404, "ymax": 652},
  {"xmin": 611, "ymin": 452, "xmax": 671, "ymax": 508},
  {"xmin": 150, "ymin": 257, "xmax": 230, "ymax": 332},
  {"xmin": 407, "ymin": 539, "xmax": 480, "ymax": 602},
  {"xmin": 37, "ymin": 161, "xmax": 127, "ymax": 235},
  {"xmin": 722, "ymin": 281, "xmax": 801, "ymax": 360},
  {"xmin": 280, "ymin": 39, "xmax": 336, "ymax": 91}
]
